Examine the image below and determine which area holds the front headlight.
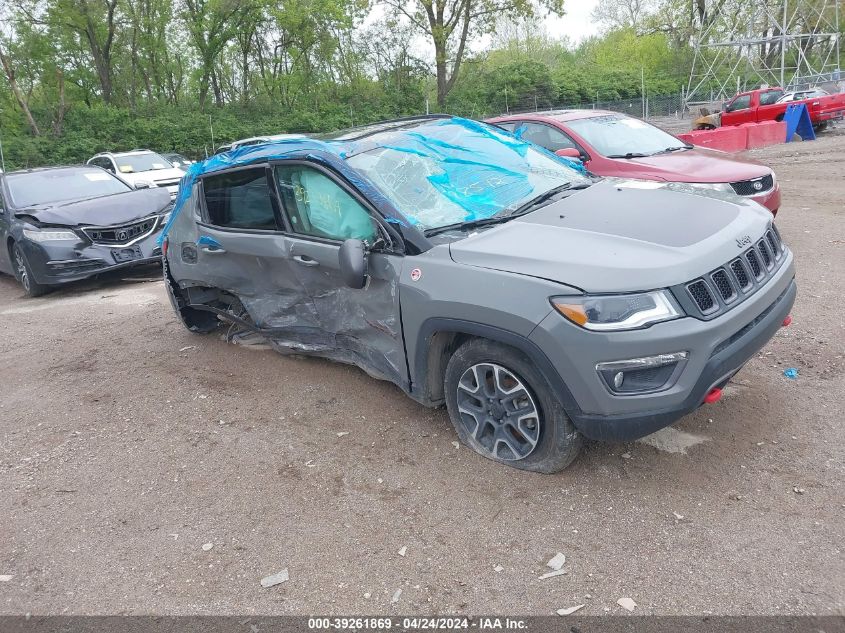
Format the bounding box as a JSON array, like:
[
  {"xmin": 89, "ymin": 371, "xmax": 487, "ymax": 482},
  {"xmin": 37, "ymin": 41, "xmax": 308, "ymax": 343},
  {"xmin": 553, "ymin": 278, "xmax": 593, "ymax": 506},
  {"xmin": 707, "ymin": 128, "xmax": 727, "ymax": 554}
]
[
  {"xmin": 22, "ymin": 229, "xmax": 79, "ymax": 242},
  {"xmin": 551, "ymin": 290, "xmax": 682, "ymax": 331},
  {"xmin": 681, "ymin": 182, "xmax": 734, "ymax": 193}
]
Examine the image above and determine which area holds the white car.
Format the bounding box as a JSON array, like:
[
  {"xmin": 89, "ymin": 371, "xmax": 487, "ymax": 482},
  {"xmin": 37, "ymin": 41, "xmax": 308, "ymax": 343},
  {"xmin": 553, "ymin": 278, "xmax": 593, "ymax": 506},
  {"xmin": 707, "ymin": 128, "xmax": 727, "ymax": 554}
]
[
  {"xmin": 87, "ymin": 150, "xmax": 185, "ymax": 199},
  {"xmin": 215, "ymin": 134, "xmax": 306, "ymax": 154},
  {"xmin": 776, "ymin": 88, "xmax": 830, "ymax": 103}
]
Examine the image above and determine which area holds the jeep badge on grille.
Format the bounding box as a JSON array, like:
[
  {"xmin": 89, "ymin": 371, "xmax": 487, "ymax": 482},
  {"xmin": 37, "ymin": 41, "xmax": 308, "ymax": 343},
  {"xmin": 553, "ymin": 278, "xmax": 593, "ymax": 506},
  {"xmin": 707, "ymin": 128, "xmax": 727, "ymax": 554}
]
[{"xmin": 736, "ymin": 235, "xmax": 752, "ymax": 248}]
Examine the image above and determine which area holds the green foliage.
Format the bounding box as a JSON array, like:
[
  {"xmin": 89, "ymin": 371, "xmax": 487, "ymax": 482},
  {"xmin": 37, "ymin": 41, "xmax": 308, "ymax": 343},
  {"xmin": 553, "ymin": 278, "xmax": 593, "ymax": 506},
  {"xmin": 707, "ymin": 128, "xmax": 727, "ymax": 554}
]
[{"xmin": 0, "ymin": 0, "xmax": 697, "ymax": 171}]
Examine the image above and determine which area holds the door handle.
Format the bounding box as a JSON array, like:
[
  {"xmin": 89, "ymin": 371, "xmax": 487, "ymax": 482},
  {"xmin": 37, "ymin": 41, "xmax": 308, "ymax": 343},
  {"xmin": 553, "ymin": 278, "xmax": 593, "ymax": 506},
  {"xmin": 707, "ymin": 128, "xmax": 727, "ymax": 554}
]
[
  {"xmin": 293, "ymin": 255, "xmax": 319, "ymax": 267},
  {"xmin": 201, "ymin": 246, "xmax": 226, "ymax": 254}
]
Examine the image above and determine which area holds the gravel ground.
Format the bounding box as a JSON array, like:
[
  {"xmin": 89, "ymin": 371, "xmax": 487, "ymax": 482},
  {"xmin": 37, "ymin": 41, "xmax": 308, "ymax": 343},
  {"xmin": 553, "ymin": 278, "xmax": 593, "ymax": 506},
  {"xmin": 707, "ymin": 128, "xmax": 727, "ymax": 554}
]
[{"xmin": 0, "ymin": 131, "xmax": 843, "ymax": 617}]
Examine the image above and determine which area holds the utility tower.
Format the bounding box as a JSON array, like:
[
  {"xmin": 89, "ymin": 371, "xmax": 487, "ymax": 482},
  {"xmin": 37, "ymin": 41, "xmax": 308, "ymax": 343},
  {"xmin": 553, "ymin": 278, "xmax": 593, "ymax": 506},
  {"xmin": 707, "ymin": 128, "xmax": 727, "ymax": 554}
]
[{"xmin": 686, "ymin": 0, "xmax": 841, "ymax": 105}]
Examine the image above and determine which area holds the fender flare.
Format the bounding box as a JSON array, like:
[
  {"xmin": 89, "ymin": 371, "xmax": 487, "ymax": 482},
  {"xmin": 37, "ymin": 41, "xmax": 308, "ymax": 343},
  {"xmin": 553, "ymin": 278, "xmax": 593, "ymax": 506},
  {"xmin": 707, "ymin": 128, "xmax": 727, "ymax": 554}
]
[{"xmin": 413, "ymin": 317, "xmax": 583, "ymax": 417}]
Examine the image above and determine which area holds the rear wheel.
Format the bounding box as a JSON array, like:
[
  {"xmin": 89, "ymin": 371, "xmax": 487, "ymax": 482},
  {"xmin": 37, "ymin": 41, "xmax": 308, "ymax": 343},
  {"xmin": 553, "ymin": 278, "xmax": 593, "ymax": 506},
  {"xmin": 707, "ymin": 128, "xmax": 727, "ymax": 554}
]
[
  {"xmin": 164, "ymin": 279, "xmax": 222, "ymax": 334},
  {"xmin": 444, "ymin": 338, "xmax": 582, "ymax": 473},
  {"xmin": 11, "ymin": 243, "xmax": 52, "ymax": 298}
]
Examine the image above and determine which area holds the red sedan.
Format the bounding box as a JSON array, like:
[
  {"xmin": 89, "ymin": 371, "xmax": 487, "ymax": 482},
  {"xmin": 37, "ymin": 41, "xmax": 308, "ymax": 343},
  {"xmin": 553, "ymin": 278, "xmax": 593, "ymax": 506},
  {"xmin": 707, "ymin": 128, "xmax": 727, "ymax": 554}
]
[{"xmin": 486, "ymin": 110, "xmax": 781, "ymax": 215}]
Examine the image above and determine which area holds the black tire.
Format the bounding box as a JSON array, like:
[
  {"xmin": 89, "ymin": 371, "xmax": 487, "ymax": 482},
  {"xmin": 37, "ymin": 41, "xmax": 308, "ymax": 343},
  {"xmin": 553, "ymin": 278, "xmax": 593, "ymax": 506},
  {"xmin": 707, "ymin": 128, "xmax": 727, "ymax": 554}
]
[
  {"xmin": 11, "ymin": 242, "xmax": 52, "ymax": 298},
  {"xmin": 444, "ymin": 338, "xmax": 582, "ymax": 473}
]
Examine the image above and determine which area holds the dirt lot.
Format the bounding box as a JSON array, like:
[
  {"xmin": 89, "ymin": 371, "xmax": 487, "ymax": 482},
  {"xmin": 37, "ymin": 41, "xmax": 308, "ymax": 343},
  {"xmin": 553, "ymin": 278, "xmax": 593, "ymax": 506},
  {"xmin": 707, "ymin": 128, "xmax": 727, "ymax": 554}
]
[{"xmin": 1, "ymin": 131, "xmax": 843, "ymax": 617}]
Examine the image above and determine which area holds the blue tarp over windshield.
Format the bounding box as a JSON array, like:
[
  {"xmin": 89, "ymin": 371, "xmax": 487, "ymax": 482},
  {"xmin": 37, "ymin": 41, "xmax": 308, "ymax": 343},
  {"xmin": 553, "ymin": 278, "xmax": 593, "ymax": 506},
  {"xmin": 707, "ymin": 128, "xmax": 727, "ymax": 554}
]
[{"xmin": 159, "ymin": 117, "xmax": 583, "ymax": 242}]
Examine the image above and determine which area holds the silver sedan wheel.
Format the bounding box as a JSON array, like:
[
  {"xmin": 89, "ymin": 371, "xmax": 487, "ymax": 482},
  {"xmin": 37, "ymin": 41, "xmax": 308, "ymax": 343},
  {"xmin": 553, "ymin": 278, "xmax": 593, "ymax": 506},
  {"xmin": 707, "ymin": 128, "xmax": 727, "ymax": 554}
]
[
  {"xmin": 455, "ymin": 362, "xmax": 541, "ymax": 461},
  {"xmin": 13, "ymin": 246, "xmax": 31, "ymax": 293}
]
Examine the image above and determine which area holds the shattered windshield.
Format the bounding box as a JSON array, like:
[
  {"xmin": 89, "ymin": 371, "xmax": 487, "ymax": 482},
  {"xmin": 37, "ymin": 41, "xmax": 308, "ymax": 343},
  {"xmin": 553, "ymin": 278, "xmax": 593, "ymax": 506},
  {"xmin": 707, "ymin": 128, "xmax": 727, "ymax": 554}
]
[
  {"xmin": 345, "ymin": 118, "xmax": 590, "ymax": 231},
  {"xmin": 7, "ymin": 168, "xmax": 132, "ymax": 208}
]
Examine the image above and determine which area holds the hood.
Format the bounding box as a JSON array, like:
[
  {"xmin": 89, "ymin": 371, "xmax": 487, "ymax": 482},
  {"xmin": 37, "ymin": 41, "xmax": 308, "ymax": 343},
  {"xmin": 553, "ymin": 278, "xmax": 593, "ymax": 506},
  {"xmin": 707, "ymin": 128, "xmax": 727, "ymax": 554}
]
[
  {"xmin": 15, "ymin": 187, "xmax": 171, "ymax": 227},
  {"xmin": 448, "ymin": 181, "xmax": 773, "ymax": 293},
  {"xmin": 618, "ymin": 147, "xmax": 770, "ymax": 183},
  {"xmin": 123, "ymin": 167, "xmax": 185, "ymax": 184}
]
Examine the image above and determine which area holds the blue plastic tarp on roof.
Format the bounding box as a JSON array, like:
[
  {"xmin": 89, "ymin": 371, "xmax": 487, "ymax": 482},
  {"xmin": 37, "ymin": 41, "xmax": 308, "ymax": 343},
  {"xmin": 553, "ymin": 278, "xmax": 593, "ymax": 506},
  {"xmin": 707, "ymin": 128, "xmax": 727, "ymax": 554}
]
[
  {"xmin": 159, "ymin": 117, "xmax": 584, "ymax": 243},
  {"xmin": 158, "ymin": 136, "xmax": 400, "ymax": 243}
]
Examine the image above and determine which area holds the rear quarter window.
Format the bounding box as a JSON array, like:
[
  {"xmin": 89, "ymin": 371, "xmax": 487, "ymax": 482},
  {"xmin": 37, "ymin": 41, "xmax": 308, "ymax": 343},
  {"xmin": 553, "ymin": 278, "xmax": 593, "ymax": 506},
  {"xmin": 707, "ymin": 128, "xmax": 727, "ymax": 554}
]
[
  {"xmin": 202, "ymin": 168, "xmax": 278, "ymax": 230},
  {"xmin": 759, "ymin": 90, "xmax": 784, "ymax": 106}
]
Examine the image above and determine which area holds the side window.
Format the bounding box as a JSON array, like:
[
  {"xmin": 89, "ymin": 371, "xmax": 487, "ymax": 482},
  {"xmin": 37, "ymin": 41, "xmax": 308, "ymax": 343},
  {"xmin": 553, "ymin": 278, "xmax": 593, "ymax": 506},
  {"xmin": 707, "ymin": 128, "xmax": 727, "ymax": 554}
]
[
  {"xmin": 275, "ymin": 165, "xmax": 376, "ymax": 243},
  {"xmin": 726, "ymin": 95, "xmax": 751, "ymax": 112},
  {"xmin": 495, "ymin": 122, "xmax": 517, "ymax": 133},
  {"xmin": 759, "ymin": 90, "xmax": 783, "ymax": 106},
  {"xmin": 92, "ymin": 157, "xmax": 115, "ymax": 173},
  {"xmin": 202, "ymin": 167, "xmax": 278, "ymax": 230},
  {"xmin": 516, "ymin": 122, "xmax": 579, "ymax": 152}
]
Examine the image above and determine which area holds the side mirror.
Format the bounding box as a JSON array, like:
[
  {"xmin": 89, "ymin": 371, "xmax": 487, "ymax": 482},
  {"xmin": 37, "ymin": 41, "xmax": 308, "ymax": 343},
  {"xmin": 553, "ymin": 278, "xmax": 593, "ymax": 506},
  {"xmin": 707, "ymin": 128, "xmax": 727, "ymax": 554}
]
[
  {"xmin": 134, "ymin": 180, "xmax": 153, "ymax": 190},
  {"xmin": 338, "ymin": 239, "xmax": 367, "ymax": 289},
  {"xmin": 555, "ymin": 147, "xmax": 581, "ymax": 160},
  {"xmin": 555, "ymin": 148, "xmax": 583, "ymax": 161}
]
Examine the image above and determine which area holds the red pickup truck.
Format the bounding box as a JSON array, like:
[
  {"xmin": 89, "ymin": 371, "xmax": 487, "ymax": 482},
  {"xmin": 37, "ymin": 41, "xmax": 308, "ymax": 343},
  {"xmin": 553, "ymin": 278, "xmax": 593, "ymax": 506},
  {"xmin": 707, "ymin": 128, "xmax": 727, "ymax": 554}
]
[{"xmin": 719, "ymin": 87, "xmax": 845, "ymax": 130}]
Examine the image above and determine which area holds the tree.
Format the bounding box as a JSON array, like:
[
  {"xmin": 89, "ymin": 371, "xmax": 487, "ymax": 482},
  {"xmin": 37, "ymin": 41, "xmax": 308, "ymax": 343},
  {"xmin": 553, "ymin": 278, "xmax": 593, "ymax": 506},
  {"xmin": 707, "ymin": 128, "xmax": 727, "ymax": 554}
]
[
  {"xmin": 125, "ymin": 0, "xmax": 178, "ymax": 104},
  {"xmin": 180, "ymin": 0, "xmax": 258, "ymax": 108},
  {"xmin": 0, "ymin": 42, "xmax": 41, "ymax": 136},
  {"xmin": 46, "ymin": 0, "xmax": 121, "ymax": 104},
  {"xmin": 382, "ymin": 0, "xmax": 565, "ymax": 108},
  {"xmin": 592, "ymin": 0, "xmax": 654, "ymax": 32}
]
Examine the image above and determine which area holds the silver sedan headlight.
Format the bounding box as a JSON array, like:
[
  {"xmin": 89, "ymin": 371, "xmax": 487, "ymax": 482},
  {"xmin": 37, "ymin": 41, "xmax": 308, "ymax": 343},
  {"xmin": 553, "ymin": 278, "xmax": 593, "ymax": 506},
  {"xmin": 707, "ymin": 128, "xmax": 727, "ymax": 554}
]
[
  {"xmin": 22, "ymin": 229, "xmax": 79, "ymax": 242},
  {"xmin": 681, "ymin": 182, "xmax": 734, "ymax": 193}
]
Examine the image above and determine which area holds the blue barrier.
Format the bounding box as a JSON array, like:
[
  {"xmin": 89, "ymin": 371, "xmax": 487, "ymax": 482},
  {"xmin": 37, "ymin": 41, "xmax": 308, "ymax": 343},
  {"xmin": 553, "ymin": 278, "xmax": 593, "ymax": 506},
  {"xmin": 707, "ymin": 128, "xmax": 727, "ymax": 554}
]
[{"xmin": 784, "ymin": 103, "xmax": 816, "ymax": 142}]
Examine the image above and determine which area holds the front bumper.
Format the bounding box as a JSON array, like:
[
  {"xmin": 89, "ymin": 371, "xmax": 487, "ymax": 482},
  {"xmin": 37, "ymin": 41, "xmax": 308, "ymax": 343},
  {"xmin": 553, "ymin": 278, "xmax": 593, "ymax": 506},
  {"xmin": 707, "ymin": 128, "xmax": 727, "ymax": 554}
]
[
  {"xmin": 19, "ymin": 233, "xmax": 163, "ymax": 285},
  {"xmin": 529, "ymin": 251, "xmax": 795, "ymax": 441},
  {"xmin": 750, "ymin": 182, "xmax": 781, "ymax": 215}
]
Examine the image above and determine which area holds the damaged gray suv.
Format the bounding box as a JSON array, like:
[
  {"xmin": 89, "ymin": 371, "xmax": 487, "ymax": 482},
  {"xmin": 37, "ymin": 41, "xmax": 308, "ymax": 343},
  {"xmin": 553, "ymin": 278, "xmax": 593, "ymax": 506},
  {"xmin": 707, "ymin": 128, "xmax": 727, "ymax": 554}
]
[{"xmin": 161, "ymin": 116, "xmax": 796, "ymax": 473}]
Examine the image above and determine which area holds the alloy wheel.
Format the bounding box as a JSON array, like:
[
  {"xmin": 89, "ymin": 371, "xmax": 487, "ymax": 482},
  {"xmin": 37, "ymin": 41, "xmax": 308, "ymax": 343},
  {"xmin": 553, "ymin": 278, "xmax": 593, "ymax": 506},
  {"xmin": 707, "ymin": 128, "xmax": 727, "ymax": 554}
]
[
  {"xmin": 13, "ymin": 247, "xmax": 30, "ymax": 293},
  {"xmin": 455, "ymin": 362, "xmax": 541, "ymax": 461}
]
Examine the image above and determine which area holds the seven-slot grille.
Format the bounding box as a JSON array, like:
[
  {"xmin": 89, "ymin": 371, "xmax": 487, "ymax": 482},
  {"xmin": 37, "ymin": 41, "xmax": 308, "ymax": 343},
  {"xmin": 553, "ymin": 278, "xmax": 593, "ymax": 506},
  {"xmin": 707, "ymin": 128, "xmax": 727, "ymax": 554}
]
[
  {"xmin": 730, "ymin": 174, "xmax": 774, "ymax": 196},
  {"xmin": 82, "ymin": 216, "xmax": 158, "ymax": 245},
  {"xmin": 682, "ymin": 227, "xmax": 785, "ymax": 318}
]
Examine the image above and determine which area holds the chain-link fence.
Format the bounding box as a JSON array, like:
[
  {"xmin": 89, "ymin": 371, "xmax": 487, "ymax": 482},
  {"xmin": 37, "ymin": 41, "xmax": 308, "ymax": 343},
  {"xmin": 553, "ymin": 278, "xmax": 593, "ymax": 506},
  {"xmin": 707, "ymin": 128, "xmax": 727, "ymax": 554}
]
[
  {"xmin": 498, "ymin": 92, "xmax": 688, "ymax": 120},
  {"xmin": 432, "ymin": 91, "xmax": 692, "ymax": 135}
]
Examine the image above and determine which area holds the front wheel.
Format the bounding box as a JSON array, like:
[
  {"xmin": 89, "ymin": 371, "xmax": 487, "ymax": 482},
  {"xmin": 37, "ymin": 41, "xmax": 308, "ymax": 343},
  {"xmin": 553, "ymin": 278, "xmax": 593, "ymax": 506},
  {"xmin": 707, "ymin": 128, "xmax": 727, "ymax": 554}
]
[
  {"xmin": 444, "ymin": 338, "xmax": 582, "ymax": 473},
  {"xmin": 11, "ymin": 243, "xmax": 52, "ymax": 297}
]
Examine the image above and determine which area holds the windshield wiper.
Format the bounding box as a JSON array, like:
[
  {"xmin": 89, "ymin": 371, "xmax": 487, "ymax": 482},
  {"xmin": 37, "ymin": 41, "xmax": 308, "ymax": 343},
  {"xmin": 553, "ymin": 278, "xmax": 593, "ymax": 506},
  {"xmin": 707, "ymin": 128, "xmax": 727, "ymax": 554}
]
[
  {"xmin": 423, "ymin": 182, "xmax": 592, "ymax": 237},
  {"xmin": 654, "ymin": 145, "xmax": 693, "ymax": 155},
  {"xmin": 510, "ymin": 182, "xmax": 593, "ymax": 216},
  {"xmin": 606, "ymin": 152, "xmax": 650, "ymax": 159},
  {"xmin": 424, "ymin": 215, "xmax": 515, "ymax": 237}
]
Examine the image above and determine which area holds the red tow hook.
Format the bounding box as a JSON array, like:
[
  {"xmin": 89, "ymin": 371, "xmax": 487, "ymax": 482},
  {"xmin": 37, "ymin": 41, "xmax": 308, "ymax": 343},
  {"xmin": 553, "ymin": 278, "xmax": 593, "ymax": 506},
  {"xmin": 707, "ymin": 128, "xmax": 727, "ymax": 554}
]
[
  {"xmin": 703, "ymin": 388, "xmax": 723, "ymax": 404},
  {"xmin": 782, "ymin": 314, "xmax": 793, "ymax": 327}
]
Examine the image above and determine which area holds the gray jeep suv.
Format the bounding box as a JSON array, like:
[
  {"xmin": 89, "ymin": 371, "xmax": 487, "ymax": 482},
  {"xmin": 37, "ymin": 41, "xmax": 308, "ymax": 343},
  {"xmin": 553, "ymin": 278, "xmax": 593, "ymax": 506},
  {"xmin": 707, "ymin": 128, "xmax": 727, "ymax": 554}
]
[{"xmin": 161, "ymin": 116, "xmax": 796, "ymax": 472}]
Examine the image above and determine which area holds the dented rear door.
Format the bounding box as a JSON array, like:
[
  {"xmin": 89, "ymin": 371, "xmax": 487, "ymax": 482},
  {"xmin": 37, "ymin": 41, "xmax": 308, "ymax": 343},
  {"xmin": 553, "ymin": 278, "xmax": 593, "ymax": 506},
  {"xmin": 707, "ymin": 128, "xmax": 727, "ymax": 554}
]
[{"xmin": 193, "ymin": 165, "xmax": 327, "ymax": 347}]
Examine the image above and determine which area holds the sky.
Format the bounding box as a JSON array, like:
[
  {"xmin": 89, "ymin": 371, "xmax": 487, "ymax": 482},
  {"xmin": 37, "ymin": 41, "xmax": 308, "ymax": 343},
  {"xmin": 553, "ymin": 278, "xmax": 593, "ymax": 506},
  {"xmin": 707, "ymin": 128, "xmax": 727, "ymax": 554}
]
[
  {"xmin": 364, "ymin": 0, "xmax": 602, "ymax": 56},
  {"xmin": 547, "ymin": 0, "xmax": 601, "ymax": 44}
]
